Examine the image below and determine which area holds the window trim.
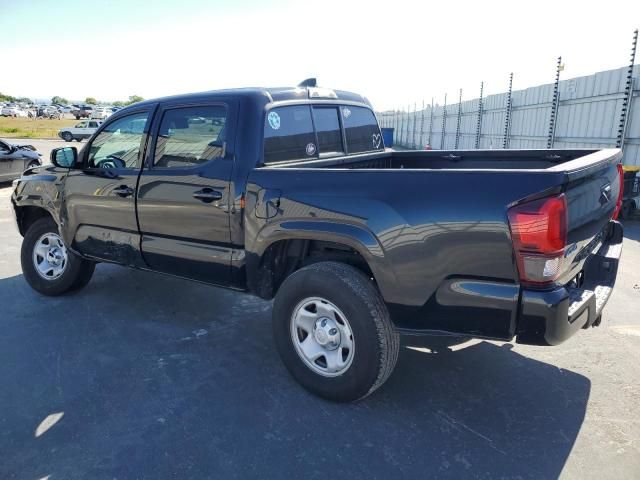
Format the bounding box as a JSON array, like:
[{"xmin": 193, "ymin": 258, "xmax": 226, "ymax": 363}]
[{"xmin": 146, "ymin": 102, "xmax": 230, "ymax": 171}]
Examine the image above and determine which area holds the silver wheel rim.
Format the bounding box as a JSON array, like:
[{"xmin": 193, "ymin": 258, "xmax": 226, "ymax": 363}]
[
  {"xmin": 290, "ymin": 297, "xmax": 355, "ymax": 377},
  {"xmin": 32, "ymin": 233, "xmax": 68, "ymax": 281}
]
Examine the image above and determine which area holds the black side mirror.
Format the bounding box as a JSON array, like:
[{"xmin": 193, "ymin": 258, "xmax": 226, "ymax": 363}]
[{"xmin": 51, "ymin": 147, "xmax": 78, "ymax": 168}]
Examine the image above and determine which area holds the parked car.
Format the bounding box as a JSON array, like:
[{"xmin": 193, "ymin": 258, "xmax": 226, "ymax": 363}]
[
  {"xmin": 37, "ymin": 106, "xmax": 61, "ymax": 119},
  {"xmin": 57, "ymin": 120, "xmax": 102, "ymax": 142},
  {"xmin": 70, "ymin": 105, "xmax": 93, "ymax": 119},
  {"xmin": 1, "ymin": 105, "xmax": 28, "ymax": 117},
  {"xmin": 11, "ymin": 83, "xmax": 624, "ymax": 402},
  {"xmin": 0, "ymin": 140, "xmax": 41, "ymax": 182},
  {"xmin": 90, "ymin": 107, "xmax": 111, "ymax": 120}
]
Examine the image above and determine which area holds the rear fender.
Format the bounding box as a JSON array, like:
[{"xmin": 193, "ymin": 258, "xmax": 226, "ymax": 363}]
[{"xmin": 246, "ymin": 219, "xmax": 397, "ymax": 301}]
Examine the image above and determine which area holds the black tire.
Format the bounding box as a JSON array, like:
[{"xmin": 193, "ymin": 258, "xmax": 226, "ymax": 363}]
[
  {"xmin": 26, "ymin": 161, "xmax": 40, "ymax": 170},
  {"xmin": 62, "ymin": 132, "xmax": 73, "ymax": 142},
  {"xmin": 273, "ymin": 262, "xmax": 399, "ymax": 402},
  {"xmin": 21, "ymin": 217, "xmax": 95, "ymax": 296},
  {"xmin": 76, "ymin": 138, "xmax": 83, "ymax": 142},
  {"xmin": 75, "ymin": 115, "xmax": 80, "ymax": 120}
]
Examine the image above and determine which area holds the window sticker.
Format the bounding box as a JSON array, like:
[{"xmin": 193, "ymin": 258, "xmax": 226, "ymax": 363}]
[
  {"xmin": 305, "ymin": 143, "xmax": 316, "ymax": 156},
  {"xmin": 372, "ymin": 133, "xmax": 382, "ymax": 149},
  {"xmin": 342, "ymin": 107, "xmax": 351, "ymax": 119},
  {"xmin": 268, "ymin": 111, "xmax": 281, "ymax": 130}
]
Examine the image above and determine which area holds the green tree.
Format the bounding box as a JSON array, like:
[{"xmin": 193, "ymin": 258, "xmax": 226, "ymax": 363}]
[
  {"xmin": 51, "ymin": 96, "xmax": 69, "ymax": 105},
  {"xmin": 85, "ymin": 97, "xmax": 98, "ymax": 105},
  {"xmin": 0, "ymin": 92, "xmax": 17, "ymax": 103},
  {"xmin": 112, "ymin": 100, "xmax": 125, "ymax": 107},
  {"xmin": 126, "ymin": 95, "xmax": 144, "ymax": 105}
]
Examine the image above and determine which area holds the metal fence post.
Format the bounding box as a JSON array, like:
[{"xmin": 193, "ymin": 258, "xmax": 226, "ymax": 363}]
[
  {"xmin": 455, "ymin": 88, "xmax": 463, "ymax": 149},
  {"xmin": 616, "ymin": 28, "xmax": 638, "ymax": 150},
  {"xmin": 441, "ymin": 94, "xmax": 447, "ymax": 150},
  {"xmin": 420, "ymin": 100, "xmax": 425, "ymax": 149},
  {"xmin": 475, "ymin": 81, "xmax": 484, "ymax": 149},
  {"xmin": 503, "ymin": 73, "xmax": 514, "ymax": 149},
  {"xmin": 547, "ymin": 57, "xmax": 562, "ymax": 148},
  {"xmin": 428, "ymin": 98, "xmax": 434, "ymax": 148}
]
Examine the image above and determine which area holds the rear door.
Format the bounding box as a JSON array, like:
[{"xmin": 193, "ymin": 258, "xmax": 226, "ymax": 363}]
[
  {"xmin": 137, "ymin": 100, "xmax": 236, "ymax": 285},
  {"xmin": 61, "ymin": 107, "xmax": 155, "ymax": 265}
]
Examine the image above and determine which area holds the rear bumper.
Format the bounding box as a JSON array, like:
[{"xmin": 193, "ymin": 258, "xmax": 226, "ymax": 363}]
[{"xmin": 516, "ymin": 221, "xmax": 623, "ymax": 346}]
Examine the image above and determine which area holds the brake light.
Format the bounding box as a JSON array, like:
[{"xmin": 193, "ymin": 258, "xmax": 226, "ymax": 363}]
[
  {"xmin": 507, "ymin": 194, "xmax": 567, "ymax": 285},
  {"xmin": 612, "ymin": 163, "xmax": 624, "ymax": 220}
]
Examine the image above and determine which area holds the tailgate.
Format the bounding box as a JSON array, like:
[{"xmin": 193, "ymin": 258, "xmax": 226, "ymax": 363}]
[{"xmin": 555, "ymin": 149, "xmax": 622, "ymax": 284}]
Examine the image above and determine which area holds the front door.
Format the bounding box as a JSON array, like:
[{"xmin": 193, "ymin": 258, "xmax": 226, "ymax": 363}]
[
  {"xmin": 61, "ymin": 107, "xmax": 155, "ymax": 266},
  {"xmin": 137, "ymin": 102, "xmax": 235, "ymax": 285}
]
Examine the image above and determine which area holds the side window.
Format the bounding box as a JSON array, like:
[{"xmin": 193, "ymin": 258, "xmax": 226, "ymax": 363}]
[
  {"xmin": 154, "ymin": 105, "xmax": 227, "ymax": 168},
  {"xmin": 76, "ymin": 122, "xmax": 86, "ymax": 128},
  {"xmin": 342, "ymin": 106, "xmax": 383, "ymax": 153},
  {"xmin": 312, "ymin": 107, "xmax": 343, "ymax": 156},
  {"xmin": 89, "ymin": 122, "xmax": 98, "ymax": 128},
  {"xmin": 87, "ymin": 111, "xmax": 149, "ymax": 169},
  {"xmin": 264, "ymin": 105, "xmax": 316, "ymax": 163}
]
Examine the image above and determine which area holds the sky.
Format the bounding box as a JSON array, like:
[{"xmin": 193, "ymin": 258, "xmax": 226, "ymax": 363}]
[{"xmin": 1, "ymin": 0, "xmax": 639, "ymax": 110}]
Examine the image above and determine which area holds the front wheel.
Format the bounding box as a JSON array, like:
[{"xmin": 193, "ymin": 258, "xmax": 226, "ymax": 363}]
[
  {"xmin": 21, "ymin": 217, "xmax": 95, "ymax": 296},
  {"xmin": 272, "ymin": 262, "xmax": 399, "ymax": 402},
  {"xmin": 62, "ymin": 132, "xmax": 73, "ymax": 142}
]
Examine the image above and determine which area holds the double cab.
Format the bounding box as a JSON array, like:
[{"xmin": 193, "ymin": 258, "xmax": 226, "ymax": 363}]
[{"xmin": 12, "ymin": 81, "xmax": 624, "ymax": 401}]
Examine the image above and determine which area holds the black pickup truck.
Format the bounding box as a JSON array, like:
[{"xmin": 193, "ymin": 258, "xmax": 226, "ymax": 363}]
[{"xmin": 11, "ymin": 82, "xmax": 624, "ymax": 401}]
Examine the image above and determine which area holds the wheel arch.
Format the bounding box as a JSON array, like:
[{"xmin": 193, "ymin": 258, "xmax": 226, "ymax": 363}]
[{"xmin": 245, "ymin": 220, "xmax": 397, "ymax": 301}]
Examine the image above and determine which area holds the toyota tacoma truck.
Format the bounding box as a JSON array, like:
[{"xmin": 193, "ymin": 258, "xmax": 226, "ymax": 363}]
[{"xmin": 11, "ymin": 81, "xmax": 624, "ymax": 402}]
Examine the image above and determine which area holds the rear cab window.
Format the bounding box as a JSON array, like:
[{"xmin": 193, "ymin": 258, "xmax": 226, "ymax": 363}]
[{"xmin": 263, "ymin": 103, "xmax": 382, "ymax": 164}]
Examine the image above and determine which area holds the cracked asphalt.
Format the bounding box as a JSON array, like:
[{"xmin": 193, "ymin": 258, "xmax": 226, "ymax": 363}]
[{"xmin": 1, "ymin": 155, "xmax": 639, "ymax": 478}]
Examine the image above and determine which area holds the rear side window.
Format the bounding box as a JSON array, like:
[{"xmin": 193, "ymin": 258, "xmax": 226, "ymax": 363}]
[
  {"xmin": 312, "ymin": 107, "xmax": 343, "ymax": 156},
  {"xmin": 154, "ymin": 105, "xmax": 227, "ymax": 168},
  {"xmin": 264, "ymin": 106, "xmax": 316, "ymax": 163},
  {"xmin": 342, "ymin": 106, "xmax": 383, "ymax": 153}
]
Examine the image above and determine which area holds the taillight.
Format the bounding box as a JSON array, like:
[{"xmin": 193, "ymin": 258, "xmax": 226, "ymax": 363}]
[
  {"xmin": 612, "ymin": 163, "xmax": 624, "ymax": 220},
  {"xmin": 507, "ymin": 194, "xmax": 567, "ymax": 285}
]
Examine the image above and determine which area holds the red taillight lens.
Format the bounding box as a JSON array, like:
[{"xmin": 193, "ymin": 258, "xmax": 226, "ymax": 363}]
[
  {"xmin": 508, "ymin": 194, "xmax": 567, "ymax": 285},
  {"xmin": 612, "ymin": 163, "xmax": 624, "ymax": 220}
]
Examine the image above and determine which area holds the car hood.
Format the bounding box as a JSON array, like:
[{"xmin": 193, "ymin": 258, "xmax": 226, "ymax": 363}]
[{"xmin": 11, "ymin": 143, "xmax": 41, "ymax": 154}]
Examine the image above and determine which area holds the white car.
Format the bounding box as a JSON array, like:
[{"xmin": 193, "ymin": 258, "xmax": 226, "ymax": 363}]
[
  {"xmin": 90, "ymin": 107, "xmax": 112, "ymax": 120},
  {"xmin": 58, "ymin": 120, "xmax": 102, "ymax": 142},
  {"xmin": 1, "ymin": 105, "xmax": 28, "ymax": 117}
]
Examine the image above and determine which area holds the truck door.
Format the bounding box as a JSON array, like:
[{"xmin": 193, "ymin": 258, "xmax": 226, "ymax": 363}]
[
  {"xmin": 136, "ymin": 101, "xmax": 236, "ymax": 285},
  {"xmin": 61, "ymin": 107, "xmax": 155, "ymax": 266}
]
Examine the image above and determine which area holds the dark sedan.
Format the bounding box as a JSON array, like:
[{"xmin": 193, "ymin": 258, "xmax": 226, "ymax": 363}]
[{"xmin": 0, "ymin": 140, "xmax": 42, "ymax": 182}]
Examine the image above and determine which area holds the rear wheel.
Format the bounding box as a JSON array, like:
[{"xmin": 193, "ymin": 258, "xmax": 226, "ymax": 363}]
[
  {"xmin": 21, "ymin": 217, "xmax": 95, "ymax": 296},
  {"xmin": 272, "ymin": 262, "xmax": 399, "ymax": 402}
]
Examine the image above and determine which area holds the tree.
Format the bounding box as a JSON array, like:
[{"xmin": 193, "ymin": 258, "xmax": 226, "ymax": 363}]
[
  {"xmin": 0, "ymin": 92, "xmax": 17, "ymax": 103},
  {"xmin": 126, "ymin": 95, "xmax": 144, "ymax": 105},
  {"xmin": 112, "ymin": 100, "xmax": 125, "ymax": 107},
  {"xmin": 51, "ymin": 96, "xmax": 69, "ymax": 105},
  {"xmin": 85, "ymin": 97, "xmax": 98, "ymax": 105}
]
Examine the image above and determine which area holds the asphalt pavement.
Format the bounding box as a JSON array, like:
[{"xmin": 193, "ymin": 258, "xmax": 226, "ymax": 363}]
[{"xmin": 1, "ymin": 155, "xmax": 639, "ymax": 479}]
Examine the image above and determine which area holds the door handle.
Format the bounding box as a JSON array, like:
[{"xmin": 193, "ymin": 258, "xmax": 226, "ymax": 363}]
[
  {"xmin": 193, "ymin": 188, "xmax": 223, "ymax": 203},
  {"xmin": 113, "ymin": 185, "xmax": 134, "ymax": 197}
]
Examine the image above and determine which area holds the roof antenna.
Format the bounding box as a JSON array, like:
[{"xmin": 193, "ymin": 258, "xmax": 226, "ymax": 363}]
[{"xmin": 298, "ymin": 78, "xmax": 317, "ymax": 87}]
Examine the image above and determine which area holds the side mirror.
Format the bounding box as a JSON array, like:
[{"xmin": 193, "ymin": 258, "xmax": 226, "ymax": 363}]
[{"xmin": 51, "ymin": 147, "xmax": 78, "ymax": 168}]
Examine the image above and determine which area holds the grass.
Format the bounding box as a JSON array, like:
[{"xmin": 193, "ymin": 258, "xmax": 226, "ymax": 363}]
[{"xmin": 0, "ymin": 116, "xmax": 78, "ymax": 139}]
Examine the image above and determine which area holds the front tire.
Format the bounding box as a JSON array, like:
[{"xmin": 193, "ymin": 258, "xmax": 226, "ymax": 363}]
[
  {"xmin": 273, "ymin": 262, "xmax": 399, "ymax": 402},
  {"xmin": 21, "ymin": 217, "xmax": 95, "ymax": 296},
  {"xmin": 62, "ymin": 132, "xmax": 73, "ymax": 142}
]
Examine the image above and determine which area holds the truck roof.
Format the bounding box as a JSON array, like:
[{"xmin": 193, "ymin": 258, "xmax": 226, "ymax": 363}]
[{"xmin": 132, "ymin": 86, "xmax": 373, "ymax": 110}]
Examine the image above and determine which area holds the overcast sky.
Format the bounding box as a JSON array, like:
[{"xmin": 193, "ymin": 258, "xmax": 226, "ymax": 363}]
[{"xmin": 2, "ymin": 0, "xmax": 639, "ymax": 110}]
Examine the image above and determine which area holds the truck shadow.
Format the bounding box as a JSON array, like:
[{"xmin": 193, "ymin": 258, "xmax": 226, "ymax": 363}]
[{"xmin": 0, "ymin": 267, "xmax": 589, "ymax": 479}]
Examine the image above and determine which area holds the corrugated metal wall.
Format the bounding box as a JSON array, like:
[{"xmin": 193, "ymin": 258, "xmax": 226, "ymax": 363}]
[{"xmin": 378, "ymin": 65, "xmax": 640, "ymax": 166}]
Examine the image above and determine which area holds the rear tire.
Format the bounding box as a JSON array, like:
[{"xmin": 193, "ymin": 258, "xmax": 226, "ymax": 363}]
[
  {"xmin": 21, "ymin": 217, "xmax": 95, "ymax": 296},
  {"xmin": 273, "ymin": 262, "xmax": 399, "ymax": 402}
]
